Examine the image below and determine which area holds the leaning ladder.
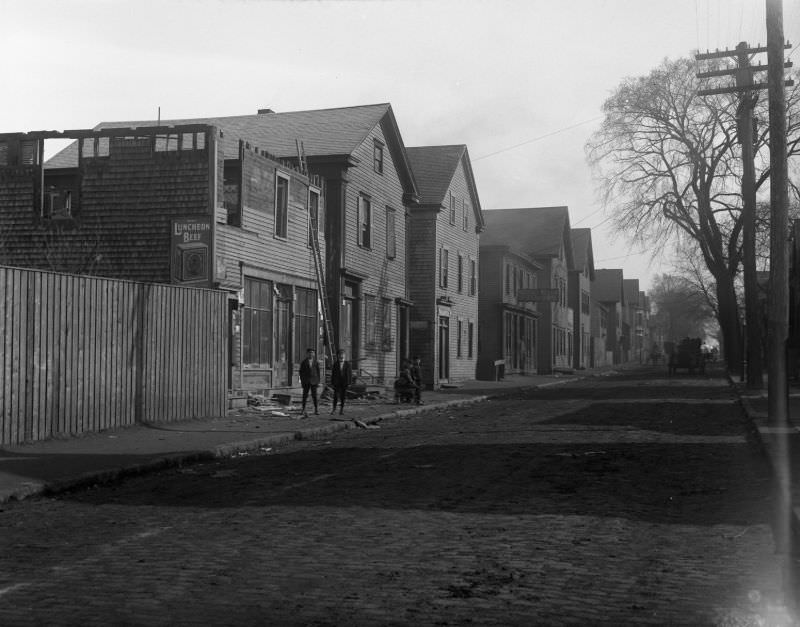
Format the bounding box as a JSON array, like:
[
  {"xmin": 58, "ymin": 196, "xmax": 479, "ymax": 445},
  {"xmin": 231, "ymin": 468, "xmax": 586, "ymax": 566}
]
[{"xmin": 309, "ymin": 206, "xmax": 336, "ymax": 364}]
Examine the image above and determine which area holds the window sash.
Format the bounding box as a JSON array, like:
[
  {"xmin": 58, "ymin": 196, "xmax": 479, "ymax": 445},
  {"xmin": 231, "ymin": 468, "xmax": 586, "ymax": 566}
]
[
  {"xmin": 274, "ymin": 174, "xmax": 289, "ymax": 238},
  {"xmin": 365, "ymin": 295, "xmax": 377, "ymax": 346},
  {"xmin": 386, "ymin": 207, "xmax": 396, "ymax": 258},
  {"xmin": 440, "ymin": 248, "xmax": 449, "ymax": 288},
  {"xmin": 243, "ymin": 278, "xmax": 273, "ymax": 368},
  {"xmin": 358, "ymin": 195, "xmax": 372, "ymax": 248},
  {"xmin": 469, "ymin": 259, "xmax": 477, "ymax": 295},
  {"xmin": 373, "ymin": 141, "xmax": 384, "ymax": 174}
]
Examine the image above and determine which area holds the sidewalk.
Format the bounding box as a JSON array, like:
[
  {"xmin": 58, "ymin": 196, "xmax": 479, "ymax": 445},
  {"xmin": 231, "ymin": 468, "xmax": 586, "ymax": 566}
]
[
  {"xmin": 0, "ymin": 370, "xmax": 586, "ymax": 504},
  {"xmin": 735, "ymin": 384, "xmax": 800, "ymax": 555}
]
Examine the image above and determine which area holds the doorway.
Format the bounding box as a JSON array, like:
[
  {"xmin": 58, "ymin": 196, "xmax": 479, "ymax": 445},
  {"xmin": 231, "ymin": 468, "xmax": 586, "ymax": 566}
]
[{"xmin": 438, "ymin": 316, "xmax": 450, "ymax": 381}]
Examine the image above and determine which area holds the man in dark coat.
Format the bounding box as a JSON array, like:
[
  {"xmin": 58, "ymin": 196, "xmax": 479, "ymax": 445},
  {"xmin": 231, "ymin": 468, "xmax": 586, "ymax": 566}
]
[
  {"xmin": 299, "ymin": 348, "xmax": 321, "ymax": 417},
  {"xmin": 410, "ymin": 355, "xmax": 424, "ymax": 405},
  {"xmin": 330, "ymin": 349, "xmax": 353, "ymax": 415}
]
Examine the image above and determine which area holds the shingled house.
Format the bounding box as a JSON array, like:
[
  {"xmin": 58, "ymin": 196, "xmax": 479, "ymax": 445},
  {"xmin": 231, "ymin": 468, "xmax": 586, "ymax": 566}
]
[
  {"xmin": 2, "ymin": 123, "xmax": 327, "ymax": 397},
  {"xmin": 48, "ymin": 104, "xmax": 420, "ymax": 386},
  {"xmin": 406, "ymin": 145, "xmax": 484, "ymax": 387}
]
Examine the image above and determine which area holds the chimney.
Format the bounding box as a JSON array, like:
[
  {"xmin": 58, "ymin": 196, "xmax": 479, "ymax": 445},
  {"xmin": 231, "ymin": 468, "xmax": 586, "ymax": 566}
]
[{"xmin": 258, "ymin": 108, "xmax": 275, "ymax": 115}]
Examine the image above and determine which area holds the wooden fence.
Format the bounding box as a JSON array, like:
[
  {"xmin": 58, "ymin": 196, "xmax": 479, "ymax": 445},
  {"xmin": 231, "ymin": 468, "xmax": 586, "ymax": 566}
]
[{"xmin": 1, "ymin": 266, "xmax": 228, "ymax": 445}]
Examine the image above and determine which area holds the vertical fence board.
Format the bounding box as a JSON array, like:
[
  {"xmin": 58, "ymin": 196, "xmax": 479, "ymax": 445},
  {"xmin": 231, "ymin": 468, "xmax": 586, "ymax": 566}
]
[{"xmin": 1, "ymin": 270, "xmax": 10, "ymax": 443}]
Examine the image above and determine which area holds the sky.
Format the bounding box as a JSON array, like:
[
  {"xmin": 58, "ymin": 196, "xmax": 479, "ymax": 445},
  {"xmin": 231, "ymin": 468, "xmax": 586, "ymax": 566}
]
[{"xmin": 3, "ymin": 0, "xmax": 799, "ymax": 292}]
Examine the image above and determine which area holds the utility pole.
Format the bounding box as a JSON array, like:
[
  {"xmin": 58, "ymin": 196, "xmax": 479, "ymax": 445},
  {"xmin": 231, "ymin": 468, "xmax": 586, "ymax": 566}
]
[
  {"xmin": 697, "ymin": 43, "xmax": 764, "ymax": 387},
  {"xmin": 696, "ymin": 40, "xmax": 792, "ymax": 389},
  {"xmin": 766, "ymin": 0, "xmax": 792, "ymax": 426}
]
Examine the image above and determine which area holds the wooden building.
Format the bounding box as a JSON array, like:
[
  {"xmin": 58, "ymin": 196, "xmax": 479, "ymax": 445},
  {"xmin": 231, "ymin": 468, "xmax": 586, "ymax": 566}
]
[
  {"xmin": 593, "ymin": 269, "xmax": 626, "ymax": 365},
  {"xmin": 477, "ymin": 212, "xmax": 543, "ymax": 379},
  {"xmin": 44, "ymin": 104, "xmax": 421, "ymax": 386},
  {"xmin": 2, "ymin": 123, "xmax": 327, "ymax": 397},
  {"xmin": 406, "ymin": 145, "xmax": 484, "ymax": 387},
  {"xmin": 480, "ymin": 207, "xmax": 575, "ymax": 375},
  {"xmin": 569, "ymin": 228, "xmax": 595, "ymax": 370}
]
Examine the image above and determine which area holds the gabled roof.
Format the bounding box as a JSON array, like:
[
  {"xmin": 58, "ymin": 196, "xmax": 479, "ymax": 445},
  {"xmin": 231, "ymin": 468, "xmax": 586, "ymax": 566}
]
[
  {"xmin": 480, "ymin": 206, "xmax": 574, "ymax": 269},
  {"xmin": 46, "ymin": 104, "xmax": 419, "ymax": 199},
  {"xmin": 570, "ymin": 227, "xmax": 595, "ymax": 280},
  {"xmin": 623, "ymin": 279, "xmax": 640, "ymax": 307},
  {"xmin": 406, "ymin": 144, "xmax": 485, "ymax": 229},
  {"xmin": 594, "ymin": 268, "xmax": 625, "ymax": 305}
]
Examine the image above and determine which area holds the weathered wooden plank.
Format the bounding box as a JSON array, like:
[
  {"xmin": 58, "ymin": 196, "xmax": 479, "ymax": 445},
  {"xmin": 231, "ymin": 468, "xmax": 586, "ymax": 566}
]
[
  {"xmin": 25, "ymin": 270, "xmax": 36, "ymax": 442},
  {"xmin": 76, "ymin": 277, "xmax": 87, "ymax": 435},
  {"xmin": 1, "ymin": 269, "xmax": 11, "ymax": 443}
]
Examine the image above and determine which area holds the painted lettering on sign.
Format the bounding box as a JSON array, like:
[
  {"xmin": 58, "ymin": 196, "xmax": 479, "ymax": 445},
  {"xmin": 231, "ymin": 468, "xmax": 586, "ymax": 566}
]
[{"xmin": 173, "ymin": 221, "xmax": 211, "ymax": 243}]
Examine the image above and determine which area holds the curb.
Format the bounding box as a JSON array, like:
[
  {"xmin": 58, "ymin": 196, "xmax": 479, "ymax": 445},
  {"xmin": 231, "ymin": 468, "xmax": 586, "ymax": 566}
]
[
  {"xmin": 0, "ymin": 375, "xmax": 595, "ymax": 505},
  {"xmin": 0, "ymin": 395, "xmax": 493, "ymax": 504}
]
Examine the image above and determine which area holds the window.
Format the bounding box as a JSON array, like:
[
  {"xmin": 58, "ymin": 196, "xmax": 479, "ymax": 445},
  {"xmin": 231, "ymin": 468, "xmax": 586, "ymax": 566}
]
[
  {"xmin": 449, "ymin": 192, "xmax": 456, "ymax": 225},
  {"xmin": 386, "ymin": 207, "xmax": 396, "ymax": 259},
  {"xmin": 274, "ymin": 173, "xmax": 289, "ymax": 239},
  {"xmin": 365, "ymin": 295, "xmax": 377, "ymax": 347},
  {"xmin": 581, "ymin": 290, "xmax": 590, "ymax": 315},
  {"xmin": 243, "ymin": 277, "xmax": 273, "ymax": 368},
  {"xmin": 439, "ymin": 247, "xmax": 449, "ymax": 289},
  {"xmin": 505, "ymin": 264, "xmax": 511, "ymax": 295},
  {"xmin": 294, "ymin": 287, "xmax": 318, "ymax": 361},
  {"xmin": 358, "ymin": 194, "xmax": 372, "ymax": 248},
  {"xmin": 381, "ymin": 298, "xmax": 392, "ymax": 350},
  {"xmin": 373, "ymin": 140, "xmax": 384, "ymax": 174},
  {"xmin": 468, "ymin": 321, "xmax": 474, "ymax": 358},
  {"xmin": 457, "ymin": 319, "xmax": 463, "ymax": 358},
  {"xmin": 513, "ymin": 266, "xmax": 518, "ymax": 296},
  {"xmin": 44, "ymin": 188, "xmax": 72, "ymax": 219},
  {"xmin": 462, "ymin": 199, "xmax": 469, "ymax": 231},
  {"xmin": 469, "ymin": 258, "xmax": 477, "ymax": 295},
  {"xmin": 308, "ymin": 188, "xmax": 321, "ymax": 247},
  {"xmin": 457, "ymin": 254, "xmax": 464, "ymax": 293}
]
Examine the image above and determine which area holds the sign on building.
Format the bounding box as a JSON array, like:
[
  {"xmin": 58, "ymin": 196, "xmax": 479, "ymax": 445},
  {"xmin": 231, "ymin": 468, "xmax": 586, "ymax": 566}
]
[
  {"xmin": 517, "ymin": 288, "xmax": 560, "ymax": 303},
  {"xmin": 171, "ymin": 217, "xmax": 212, "ymax": 286}
]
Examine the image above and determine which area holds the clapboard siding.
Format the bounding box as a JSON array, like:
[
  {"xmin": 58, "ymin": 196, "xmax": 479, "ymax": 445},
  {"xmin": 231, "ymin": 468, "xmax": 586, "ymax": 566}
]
[
  {"xmin": 0, "ymin": 266, "xmax": 227, "ymax": 445},
  {"xmin": 340, "ymin": 124, "xmax": 407, "ymax": 378}
]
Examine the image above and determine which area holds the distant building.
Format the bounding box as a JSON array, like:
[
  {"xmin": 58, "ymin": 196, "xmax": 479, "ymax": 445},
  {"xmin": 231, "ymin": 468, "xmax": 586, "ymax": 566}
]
[
  {"xmin": 593, "ymin": 269, "xmax": 626, "ymax": 364},
  {"xmin": 570, "ymin": 228, "xmax": 595, "ymax": 369},
  {"xmin": 479, "ymin": 206, "xmax": 574, "ymax": 375}
]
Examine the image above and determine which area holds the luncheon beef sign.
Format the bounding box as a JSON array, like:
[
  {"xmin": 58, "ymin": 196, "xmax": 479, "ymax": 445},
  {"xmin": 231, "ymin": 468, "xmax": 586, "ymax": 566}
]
[{"xmin": 171, "ymin": 217, "xmax": 212, "ymax": 287}]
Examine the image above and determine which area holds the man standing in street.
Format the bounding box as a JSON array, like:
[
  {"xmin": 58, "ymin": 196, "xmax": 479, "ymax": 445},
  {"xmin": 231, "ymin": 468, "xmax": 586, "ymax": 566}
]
[
  {"xmin": 330, "ymin": 349, "xmax": 353, "ymax": 416},
  {"xmin": 410, "ymin": 355, "xmax": 424, "ymax": 405},
  {"xmin": 299, "ymin": 348, "xmax": 321, "ymax": 417}
]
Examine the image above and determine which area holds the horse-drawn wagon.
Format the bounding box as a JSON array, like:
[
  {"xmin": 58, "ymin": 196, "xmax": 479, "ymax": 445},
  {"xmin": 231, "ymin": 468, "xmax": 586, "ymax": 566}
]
[{"xmin": 667, "ymin": 338, "xmax": 706, "ymax": 375}]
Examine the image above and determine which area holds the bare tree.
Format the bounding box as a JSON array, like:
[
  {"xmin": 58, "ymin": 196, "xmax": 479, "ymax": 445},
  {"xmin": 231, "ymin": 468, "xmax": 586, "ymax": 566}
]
[
  {"xmin": 650, "ymin": 272, "xmax": 717, "ymax": 343},
  {"xmin": 586, "ymin": 57, "xmax": 800, "ymax": 371}
]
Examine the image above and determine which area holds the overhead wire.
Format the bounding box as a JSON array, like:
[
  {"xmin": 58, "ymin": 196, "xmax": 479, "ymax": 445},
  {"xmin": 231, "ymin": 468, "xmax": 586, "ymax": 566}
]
[{"xmin": 472, "ymin": 116, "xmax": 603, "ymax": 162}]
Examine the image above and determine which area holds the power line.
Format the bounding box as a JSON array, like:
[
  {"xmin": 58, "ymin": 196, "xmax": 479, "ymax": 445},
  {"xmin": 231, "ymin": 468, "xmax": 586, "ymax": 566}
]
[
  {"xmin": 572, "ymin": 206, "xmax": 604, "ymax": 226},
  {"xmin": 472, "ymin": 116, "xmax": 602, "ymax": 162}
]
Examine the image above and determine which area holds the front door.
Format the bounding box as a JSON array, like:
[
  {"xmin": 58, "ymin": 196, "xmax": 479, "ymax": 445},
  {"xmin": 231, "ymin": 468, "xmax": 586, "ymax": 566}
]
[
  {"xmin": 275, "ymin": 298, "xmax": 290, "ymax": 386},
  {"xmin": 397, "ymin": 304, "xmax": 408, "ymax": 373},
  {"xmin": 438, "ymin": 316, "xmax": 450, "ymax": 381},
  {"xmin": 341, "ymin": 281, "xmax": 359, "ymax": 367}
]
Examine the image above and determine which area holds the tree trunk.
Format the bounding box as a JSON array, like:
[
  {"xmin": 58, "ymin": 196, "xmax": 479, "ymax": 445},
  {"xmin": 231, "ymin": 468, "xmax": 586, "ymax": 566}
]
[{"xmin": 714, "ymin": 272, "xmax": 742, "ymax": 372}]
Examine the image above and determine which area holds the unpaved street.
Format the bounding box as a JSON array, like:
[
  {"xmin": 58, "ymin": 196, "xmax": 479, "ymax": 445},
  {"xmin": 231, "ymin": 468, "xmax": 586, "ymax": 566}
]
[{"xmin": 0, "ymin": 370, "xmax": 792, "ymax": 626}]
